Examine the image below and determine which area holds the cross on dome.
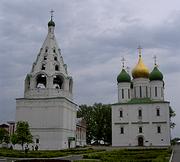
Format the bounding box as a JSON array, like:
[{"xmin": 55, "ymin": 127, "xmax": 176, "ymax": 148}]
[
  {"xmin": 153, "ymin": 55, "xmax": 158, "ymax": 67},
  {"xmin": 121, "ymin": 57, "xmax": 125, "ymax": 68},
  {"xmin": 137, "ymin": 45, "xmax": 142, "ymax": 57}
]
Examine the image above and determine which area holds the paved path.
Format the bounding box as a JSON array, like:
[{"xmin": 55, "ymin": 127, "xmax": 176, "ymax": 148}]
[{"xmin": 172, "ymin": 145, "xmax": 180, "ymax": 162}]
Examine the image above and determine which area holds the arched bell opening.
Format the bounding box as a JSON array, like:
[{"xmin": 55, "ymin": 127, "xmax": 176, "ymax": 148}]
[
  {"xmin": 36, "ymin": 74, "xmax": 47, "ymax": 88},
  {"xmin": 53, "ymin": 75, "xmax": 64, "ymax": 89}
]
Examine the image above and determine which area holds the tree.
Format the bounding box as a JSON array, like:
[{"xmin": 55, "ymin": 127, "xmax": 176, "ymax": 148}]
[
  {"xmin": 78, "ymin": 103, "xmax": 111, "ymax": 145},
  {"xmin": 15, "ymin": 121, "xmax": 33, "ymax": 150},
  {"xmin": 11, "ymin": 134, "xmax": 18, "ymax": 146},
  {"xmin": 0, "ymin": 128, "xmax": 9, "ymax": 144},
  {"xmin": 169, "ymin": 106, "xmax": 176, "ymax": 129}
]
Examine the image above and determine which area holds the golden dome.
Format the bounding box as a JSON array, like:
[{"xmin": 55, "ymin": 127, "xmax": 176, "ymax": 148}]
[{"xmin": 132, "ymin": 47, "xmax": 149, "ymax": 79}]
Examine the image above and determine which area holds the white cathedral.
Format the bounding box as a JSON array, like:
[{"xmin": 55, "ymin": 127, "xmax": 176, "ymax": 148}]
[
  {"xmin": 112, "ymin": 47, "xmax": 171, "ymax": 147},
  {"xmin": 16, "ymin": 16, "xmax": 77, "ymax": 150}
]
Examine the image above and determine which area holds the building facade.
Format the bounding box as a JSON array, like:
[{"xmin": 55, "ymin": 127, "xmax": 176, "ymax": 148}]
[
  {"xmin": 112, "ymin": 48, "xmax": 170, "ymax": 147},
  {"xmin": 16, "ymin": 16, "xmax": 77, "ymax": 150},
  {"xmin": 76, "ymin": 118, "xmax": 86, "ymax": 147}
]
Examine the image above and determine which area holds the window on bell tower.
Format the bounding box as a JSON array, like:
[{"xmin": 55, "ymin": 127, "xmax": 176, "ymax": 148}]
[
  {"xmin": 55, "ymin": 65, "xmax": 59, "ymax": 71},
  {"xmin": 41, "ymin": 64, "xmax": 45, "ymax": 70}
]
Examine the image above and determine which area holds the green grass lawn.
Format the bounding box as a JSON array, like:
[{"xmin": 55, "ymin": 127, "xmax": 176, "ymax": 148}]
[
  {"xmin": 75, "ymin": 148, "xmax": 172, "ymax": 162},
  {"xmin": 0, "ymin": 147, "xmax": 104, "ymax": 158}
]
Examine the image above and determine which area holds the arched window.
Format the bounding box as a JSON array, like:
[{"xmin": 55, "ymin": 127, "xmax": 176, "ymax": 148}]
[
  {"xmin": 140, "ymin": 86, "xmax": 142, "ymax": 98},
  {"xmin": 54, "ymin": 56, "xmax": 57, "ymax": 61},
  {"xmin": 146, "ymin": 86, "xmax": 148, "ymax": 97},
  {"xmin": 44, "ymin": 56, "xmax": 47, "ymax": 60},
  {"xmin": 36, "ymin": 74, "xmax": 46, "ymax": 88},
  {"xmin": 53, "ymin": 75, "xmax": 64, "ymax": 89},
  {"xmin": 138, "ymin": 109, "xmax": 142, "ymax": 117},
  {"xmin": 53, "ymin": 49, "xmax": 56, "ymax": 53},
  {"xmin": 128, "ymin": 89, "xmax": 130, "ymax": 99},
  {"xmin": 69, "ymin": 79, "xmax": 73, "ymax": 93},
  {"xmin": 41, "ymin": 64, "xmax": 45, "ymax": 70},
  {"xmin": 55, "ymin": 65, "xmax": 59, "ymax": 71},
  {"xmin": 155, "ymin": 87, "xmax": 157, "ymax": 97},
  {"xmin": 122, "ymin": 89, "xmax": 124, "ymax": 99}
]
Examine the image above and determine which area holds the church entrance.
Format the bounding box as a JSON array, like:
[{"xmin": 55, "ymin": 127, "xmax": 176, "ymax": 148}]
[{"xmin": 138, "ymin": 136, "xmax": 144, "ymax": 146}]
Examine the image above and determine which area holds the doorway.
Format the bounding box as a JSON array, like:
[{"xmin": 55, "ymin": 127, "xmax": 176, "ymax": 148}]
[{"xmin": 138, "ymin": 136, "xmax": 144, "ymax": 146}]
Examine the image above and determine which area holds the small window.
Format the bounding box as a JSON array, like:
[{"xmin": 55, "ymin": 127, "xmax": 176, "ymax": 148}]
[
  {"xmin": 120, "ymin": 127, "xmax": 124, "ymax": 134},
  {"xmin": 54, "ymin": 56, "xmax": 57, "ymax": 61},
  {"xmin": 134, "ymin": 88, "xmax": 136, "ymax": 98},
  {"xmin": 155, "ymin": 87, "xmax": 157, "ymax": 97},
  {"xmin": 44, "ymin": 56, "xmax": 47, "ymax": 60},
  {"xmin": 45, "ymin": 49, "xmax": 48, "ymax": 53},
  {"xmin": 156, "ymin": 109, "xmax": 160, "ymax": 116},
  {"xmin": 157, "ymin": 126, "xmax": 161, "ymax": 133},
  {"xmin": 139, "ymin": 127, "xmax": 142, "ymax": 133},
  {"xmin": 41, "ymin": 64, "xmax": 45, "ymax": 70},
  {"xmin": 55, "ymin": 65, "xmax": 59, "ymax": 71},
  {"xmin": 140, "ymin": 86, "xmax": 142, "ymax": 98},
  {"xmin": 128, "ymin": 89, "xmax": 130, "ymax": 99},
  {"xmin": 53, "ymin": 49, "xmax": 56, "ymax": 53},
  {"xmin": 138, "ymin": 109, "xmax": 142, "ymax": 117},
  {"xmin": 120, "ymin": 110, "xmax": 123, "ymax": 118},
  {"xmin": 146, "ymin": 86, "xmax": 148, "ymax": 97},
  {"xmin": 36, "ymin": 139, "xmax": 39, "ymax": 143},
  {"xmin": 122, "ymin": 89, "xmax": 124, "ymax": 99}
]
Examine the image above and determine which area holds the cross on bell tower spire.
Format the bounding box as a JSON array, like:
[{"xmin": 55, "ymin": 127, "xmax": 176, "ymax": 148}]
[{"xmin": 50, "ymin": 9, "xmax": 54, "ymax": 20}]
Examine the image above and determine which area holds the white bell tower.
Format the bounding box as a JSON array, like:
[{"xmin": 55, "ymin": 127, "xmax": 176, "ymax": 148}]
[{"xmin": 16, "ymin": 12, "xmax": 77, "ymax": 150}]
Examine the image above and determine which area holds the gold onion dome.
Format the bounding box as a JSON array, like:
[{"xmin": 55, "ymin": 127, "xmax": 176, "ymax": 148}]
[{"xmin": 132, "ymin": 47, "xmax": 149, "ymax": 79}]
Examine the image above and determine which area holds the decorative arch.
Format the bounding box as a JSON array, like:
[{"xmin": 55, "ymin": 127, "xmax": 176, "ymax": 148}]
[
  {"xmin": 69, "ymin": 78, "xmax": 73, "ymax": 93},
  {"xmin": 25, "ymin": 74, "xmax": 31, "ymax": 91},
  {"xmin": 137, "ymin": 135, "xmax": 144, "ymax": 146},
  {"xmin": 36, "ymin": 74, "xmax": 47, "ymax": 88},
  {"xmin": 53, "ymin": 75, "xmax": 64, "ymax": 89}
]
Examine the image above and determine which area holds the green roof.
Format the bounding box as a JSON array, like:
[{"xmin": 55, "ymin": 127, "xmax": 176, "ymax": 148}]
[
  {"xmin": 112, "ymin": 98, "xmax": 169, "ymax": 105},
  {"xmin": 149, "ymin": 66, "xmax": 163, "ymax": 81},
  {"xmin": 117, "ymin": 69, "xmax": 131, "ymax": 83},
  {"xmin": 48, "ymin": 20, "xmax": 55, "ymax": 27}
]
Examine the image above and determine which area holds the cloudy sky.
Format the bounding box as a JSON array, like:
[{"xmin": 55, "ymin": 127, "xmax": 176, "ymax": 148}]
[{"xmin": 0, "ymin": 0, "xmax": 179, "ymax": 137}]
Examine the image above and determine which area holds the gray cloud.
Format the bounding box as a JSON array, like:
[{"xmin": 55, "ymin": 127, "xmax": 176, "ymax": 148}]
[{"xmin": 0, "ymin": 0, "xmax": 179, "ymax": 137}]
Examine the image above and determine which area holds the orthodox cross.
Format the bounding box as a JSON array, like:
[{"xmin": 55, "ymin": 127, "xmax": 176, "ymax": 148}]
[
  {"xmin": 153, "ymin": 55, "xmax": 157, "ymax": 66},
  {"xmin": 50, "ymin": 9, "xmax": 54, "ymax": 20},
  {"xmin": 121, "ymin": 57, "xmax": 125, "ymax": 68},
  {"xmin": 137, "ymin": 45, "xmax": 142, "ymax": 57}
]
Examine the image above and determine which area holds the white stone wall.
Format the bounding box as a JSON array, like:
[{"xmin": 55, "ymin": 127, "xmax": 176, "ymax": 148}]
[
  {"xmin": 16, "ymin": 97, "xmax": 77, "ymax": 150},
  {"xmin": 112, "ymin": 102, "xmax": 170, "ymax": 147}
]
